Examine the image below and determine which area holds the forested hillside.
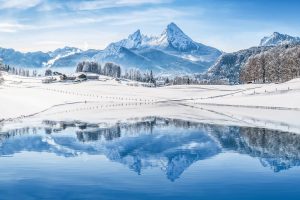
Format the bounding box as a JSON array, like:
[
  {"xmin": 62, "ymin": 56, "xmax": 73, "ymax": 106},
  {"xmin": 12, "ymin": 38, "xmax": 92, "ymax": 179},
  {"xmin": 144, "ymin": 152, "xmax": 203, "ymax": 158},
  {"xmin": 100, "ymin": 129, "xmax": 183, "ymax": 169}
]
[{"xmin": 240, "ymin": 44, "xmax": 300, "ymax": 83}]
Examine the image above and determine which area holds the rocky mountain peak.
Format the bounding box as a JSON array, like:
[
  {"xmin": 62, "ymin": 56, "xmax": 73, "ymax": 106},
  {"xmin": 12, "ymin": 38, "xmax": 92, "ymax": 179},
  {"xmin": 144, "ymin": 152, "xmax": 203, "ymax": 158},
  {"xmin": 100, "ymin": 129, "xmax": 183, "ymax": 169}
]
[{"xmin": 260, "ymin": 32, "xmax": 300, "ymax": 46}]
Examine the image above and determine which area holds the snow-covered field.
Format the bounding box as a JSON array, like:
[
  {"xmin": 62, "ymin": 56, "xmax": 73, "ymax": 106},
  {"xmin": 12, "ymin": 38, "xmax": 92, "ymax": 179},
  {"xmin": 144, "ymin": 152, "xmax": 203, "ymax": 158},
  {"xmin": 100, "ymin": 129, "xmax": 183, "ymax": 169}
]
[{"xmin": 1, "ymin": 72, "xmax": 300, "ymax": 133}]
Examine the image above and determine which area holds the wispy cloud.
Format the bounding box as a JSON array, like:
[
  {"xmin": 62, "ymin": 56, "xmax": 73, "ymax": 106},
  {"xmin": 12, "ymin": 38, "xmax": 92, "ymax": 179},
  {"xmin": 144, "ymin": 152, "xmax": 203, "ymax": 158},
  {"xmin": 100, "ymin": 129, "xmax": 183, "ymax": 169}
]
[
  {"xmin": 107, "ymin": 8, "xmax": 186, "ymax": 25},
  {"xmin": 36, "ymin": 1, "xmax": 63, "ymax": 12},
  {"xmin": 72, "ymin": 7, "xmax": 186, "ymax": 25},
  {"xmin": 68, "ymin": 0, "xmax": 172, "ymax": 11},
  {"xmin": 0, "ymin": 22, "xmax": 31, "ymax": 32},
  {"xmin": 0, "ymin": 0, "xmax": 42, "ymax": 9},
  {"xmin": 8, "ymin": 7, "xmax": 187, "ymax": 32},
  {"xmin": 35, "ymin": 40, "xmax": 64, "ymax": 46}
]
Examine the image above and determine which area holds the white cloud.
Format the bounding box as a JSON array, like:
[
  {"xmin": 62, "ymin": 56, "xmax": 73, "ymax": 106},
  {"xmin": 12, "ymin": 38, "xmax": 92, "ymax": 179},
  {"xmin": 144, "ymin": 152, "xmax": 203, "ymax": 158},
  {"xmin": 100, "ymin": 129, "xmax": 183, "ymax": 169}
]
[
  {"xmin": 69, "ymin": 0, "xmax": 171, "ymax": 11},
  {"xmin": 35, "ymin": 41, "xmax": 64, "ymax": 46},
  {"xmin": 107, "ymin": 8, "xmax": 186, "ymax": 25},
  {"xmin": 68, "ymin": 8, "xmax": 185, "ymax": 26},
  {"xmin": 11, "ymin": 7, "xmax": 187, "ymax": 32},
  {"xmin": 0, "ymin": 22, "xmax": 29, "ymax": 32},
  {"xmin": 36, "ymin": 2, "xmax": 63, "ymax": 11},
  {"xmin": 0, "ymin": 0, "xmax": 42, "ymax": 9}
]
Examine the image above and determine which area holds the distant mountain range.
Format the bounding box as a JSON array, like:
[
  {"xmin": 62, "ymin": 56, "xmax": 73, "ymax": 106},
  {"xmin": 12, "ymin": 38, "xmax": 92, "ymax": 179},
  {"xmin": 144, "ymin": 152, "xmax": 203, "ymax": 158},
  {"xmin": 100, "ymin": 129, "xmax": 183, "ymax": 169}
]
[
  {"xmin": 1, "ymin": 27, "xmax": 300, "ymax": 76},
  {"xmin": 93, "ymin": 23, "xmax": 222, "ymax": 73},
  {"xmin": 0, "ymin": 23, "xmax": 221, "ymax": 74}
]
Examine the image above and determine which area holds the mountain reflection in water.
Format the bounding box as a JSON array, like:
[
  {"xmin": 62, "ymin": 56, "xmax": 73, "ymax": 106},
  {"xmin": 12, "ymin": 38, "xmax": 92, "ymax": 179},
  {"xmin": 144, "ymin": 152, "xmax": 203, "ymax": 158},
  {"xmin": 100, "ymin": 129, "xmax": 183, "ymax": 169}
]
[{"xmin": 0, "ymin": 117, "xmax": 300, "ymax": 181}]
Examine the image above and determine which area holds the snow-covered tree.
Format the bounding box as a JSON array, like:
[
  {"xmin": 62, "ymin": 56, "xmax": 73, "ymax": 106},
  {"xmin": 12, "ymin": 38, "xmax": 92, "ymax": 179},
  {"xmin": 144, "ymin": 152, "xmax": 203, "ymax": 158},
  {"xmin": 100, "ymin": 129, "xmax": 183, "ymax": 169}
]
[
  {"xmin": 76, "ymin": 61, "xmax": 101, "ymax": 74},
  {"xmin": 103, "ymin": 63, "xmax": 121, "ymax": 78},
  {"xmin": 45, "ymin": 69, "xmax": 52, "ymax": 76}
]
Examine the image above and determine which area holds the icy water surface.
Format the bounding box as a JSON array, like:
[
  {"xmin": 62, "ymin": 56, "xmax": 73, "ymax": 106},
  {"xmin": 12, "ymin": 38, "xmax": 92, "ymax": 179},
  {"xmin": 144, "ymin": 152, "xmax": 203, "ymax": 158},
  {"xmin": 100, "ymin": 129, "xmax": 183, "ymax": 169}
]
[{"xmin": 0, "ymin": 117, "xmax": 300, "ymax": 200}]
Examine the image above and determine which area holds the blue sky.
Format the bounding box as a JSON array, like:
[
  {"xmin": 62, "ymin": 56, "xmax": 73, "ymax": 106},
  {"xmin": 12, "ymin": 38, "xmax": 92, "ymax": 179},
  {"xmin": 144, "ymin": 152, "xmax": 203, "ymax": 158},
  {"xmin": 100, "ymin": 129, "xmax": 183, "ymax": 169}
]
[{"xmin": 0, "ymin": 0, "xmax": 299, "ymax": 52}]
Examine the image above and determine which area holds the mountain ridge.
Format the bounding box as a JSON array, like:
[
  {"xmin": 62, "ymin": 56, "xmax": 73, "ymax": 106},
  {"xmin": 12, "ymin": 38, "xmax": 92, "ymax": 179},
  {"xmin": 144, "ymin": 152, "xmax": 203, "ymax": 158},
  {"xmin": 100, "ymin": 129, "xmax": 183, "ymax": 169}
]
[
  {"xmin": 93, "ymin": 22, "xmax": 222, "ymax": 73},
  {"xmin": 0, "ymin": 22, "xmax": 222, "ymax": 74},
  {"xmin": 260, "ymin": 32, "xmax": 300, "ymax": 46},
  {"xmin": 1, "ymin": 29, "xmax": 300, "ymax": 77}
]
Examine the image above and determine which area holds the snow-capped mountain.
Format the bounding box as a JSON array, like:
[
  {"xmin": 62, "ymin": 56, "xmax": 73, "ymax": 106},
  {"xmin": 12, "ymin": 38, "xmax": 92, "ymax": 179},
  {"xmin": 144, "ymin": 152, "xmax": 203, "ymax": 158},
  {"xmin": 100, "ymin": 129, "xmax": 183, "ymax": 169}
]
[
  {"xmin": 155, "ymin": 22, "xmax": 195, "ymax": 49},
  {"xmin": 149, "ymin": 23, "xmax": 221, "ymax": 62},
  {"xmin": 102, "ymin": 23, "xmax": 215, "ymax": 54},
  {"xmin": 150, "ymin": 23, "xmax": 213, "ymax": 54},
  {"xmin": 0, "ymin": 23, "xmax": 221, "ymax": 74},
  {"xmin": 93, "ymin": 22, "xmax": 221, "ymax": 73},
  {"xmin": 260, "ymin": 32, "xmax": 300, "ymax": 46},
  {"xmin": 111, "ymin": 29, "xmax": 144, "ymax": 51}
]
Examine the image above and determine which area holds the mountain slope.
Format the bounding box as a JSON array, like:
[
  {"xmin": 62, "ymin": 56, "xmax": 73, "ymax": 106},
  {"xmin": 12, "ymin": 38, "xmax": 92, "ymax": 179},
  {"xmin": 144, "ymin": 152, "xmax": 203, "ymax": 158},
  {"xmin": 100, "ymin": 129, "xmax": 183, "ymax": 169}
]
[
  {"xmin": 46, "ymin": 47, "xmax": 82, "ymax": 68},
  {"xmin": 0, "ymin": 48, "xmax": 50, "ymax": 68},
  {"xmin": 136, "ymin": 48, "xmax": 204, "ymax": 73},
  {"xmin": 50, "ymin": 49, "xmax": 100, "ymax": 68}
]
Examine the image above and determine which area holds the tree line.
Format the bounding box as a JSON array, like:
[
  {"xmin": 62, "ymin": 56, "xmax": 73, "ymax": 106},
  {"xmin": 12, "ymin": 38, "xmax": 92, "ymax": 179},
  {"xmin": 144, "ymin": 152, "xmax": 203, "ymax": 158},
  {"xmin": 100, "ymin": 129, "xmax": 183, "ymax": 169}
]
[
  {"xmin": 121, "ymin": 68, "xmax": 207, "ymax": 86},
  {"xmin": 0, "ymin": 64, "xmax": 38, "ymax": 77},
  {"xmin": 240, "ymin": 44, "xmax": 300, "ymax": 83},
  {"xmin": 76, "ymin": 61, "xmax": 157, "ymax": 84},
  {"xmin": 123, "ymin": 68, "xmax": 155, "ymax": 84},
  {"xmin": 76, "ymin": 61, "xmax": 121, "ymax": 78}
]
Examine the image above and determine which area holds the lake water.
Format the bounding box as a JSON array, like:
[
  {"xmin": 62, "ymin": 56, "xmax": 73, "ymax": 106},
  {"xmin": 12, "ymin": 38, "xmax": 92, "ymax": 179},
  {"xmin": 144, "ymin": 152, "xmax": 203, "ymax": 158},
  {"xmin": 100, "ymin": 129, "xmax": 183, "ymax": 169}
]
[{"xmin": 0, "ymin": 117, "xmax": 300, "ymax": 200}]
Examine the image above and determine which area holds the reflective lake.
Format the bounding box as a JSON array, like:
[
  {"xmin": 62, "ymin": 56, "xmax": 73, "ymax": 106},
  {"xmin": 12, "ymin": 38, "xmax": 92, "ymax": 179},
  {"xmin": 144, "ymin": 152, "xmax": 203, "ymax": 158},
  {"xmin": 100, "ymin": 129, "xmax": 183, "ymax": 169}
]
[{"xmin": 1, "ymin": 117, "xmax": 300, "ymax": 200}]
